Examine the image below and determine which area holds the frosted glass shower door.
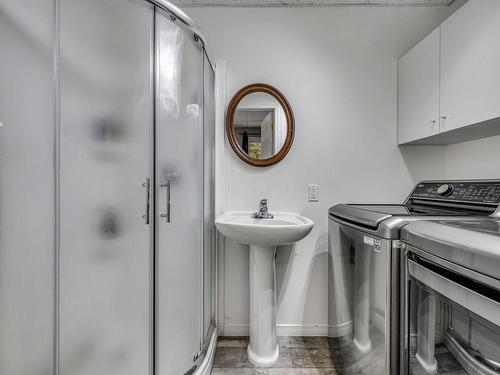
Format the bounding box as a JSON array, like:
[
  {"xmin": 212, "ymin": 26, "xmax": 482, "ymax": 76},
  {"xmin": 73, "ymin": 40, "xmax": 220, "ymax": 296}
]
[
  {"xmin": 59, "ymin": 1, "xmax": 154, "ymax": 375},
  {"xmin": 0, "ymin": 1, "xmax": 55, "ymax": 374},
  {"xmin": 156, "ymin": 11, "xmax": 204, "ymax": 375}
]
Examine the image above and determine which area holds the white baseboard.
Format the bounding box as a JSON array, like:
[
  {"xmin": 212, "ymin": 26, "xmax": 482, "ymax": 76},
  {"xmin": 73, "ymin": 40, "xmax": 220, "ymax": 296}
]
[
  {"xmin": 278, "ymin": 324, "xmax": 329, "ymax": 336},
  {"xmin": 193, "ymin": 327, "xmax": 219, "ymax": 375},
  {"xmin": 222, "ymin": 323, "xmax": 353, "ymax": 337},
  {"xmin": 327, "ymin": 321, "xmax": 353, "ymax": 337},
  {"xmin": 222, "ymin": 324, "xmax": 250, "ymax": 336}
]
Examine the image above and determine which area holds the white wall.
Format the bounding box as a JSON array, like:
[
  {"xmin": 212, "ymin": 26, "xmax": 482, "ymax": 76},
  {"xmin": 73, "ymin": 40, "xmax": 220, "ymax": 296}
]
[
  {"xmin": 446, "ymin": 135, "xmax": 500, "ymax": 179},
  {"xmin": 187, "ymin": 5, "xmax": 459, "ymax": 336}
]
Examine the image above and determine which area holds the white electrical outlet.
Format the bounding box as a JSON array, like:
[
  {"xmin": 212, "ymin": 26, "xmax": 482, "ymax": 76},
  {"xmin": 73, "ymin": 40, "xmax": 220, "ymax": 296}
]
[{"xmin": 308, "ymin": 184, "xmax": 319, "ymax": 202}]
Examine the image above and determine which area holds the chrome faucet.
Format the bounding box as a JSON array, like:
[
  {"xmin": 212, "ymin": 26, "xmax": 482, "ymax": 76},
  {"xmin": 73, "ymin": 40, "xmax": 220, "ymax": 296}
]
[{"xmin": 254, "ymin": 199, "xmax": 274, "ymax": 219}]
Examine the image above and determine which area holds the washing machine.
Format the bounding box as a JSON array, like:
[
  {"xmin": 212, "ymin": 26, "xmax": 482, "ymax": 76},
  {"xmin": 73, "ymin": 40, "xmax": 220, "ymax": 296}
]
[{"xmin": 328, "ymin": 180, "xmax": 500, "ymax": 375}]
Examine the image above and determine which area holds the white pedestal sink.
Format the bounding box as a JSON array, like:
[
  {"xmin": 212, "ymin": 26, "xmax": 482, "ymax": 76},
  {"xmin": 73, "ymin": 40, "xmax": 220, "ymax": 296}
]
[{"xmin": 215, "ymin": 211, "xmax": 314, "ymax": 367}]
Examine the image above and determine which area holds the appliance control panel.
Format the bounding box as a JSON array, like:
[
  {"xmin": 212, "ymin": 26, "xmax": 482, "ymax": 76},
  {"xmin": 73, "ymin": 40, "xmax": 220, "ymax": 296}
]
[{"xmin": 409, "ymin": 181, "xmax": 500, "ymax": 204}]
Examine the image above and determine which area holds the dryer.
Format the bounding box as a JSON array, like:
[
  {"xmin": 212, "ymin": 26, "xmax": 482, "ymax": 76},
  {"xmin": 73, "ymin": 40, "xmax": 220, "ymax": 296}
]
[{"xmin": 402, "ymin": 219, "xmax": 500, "ymax": 375}]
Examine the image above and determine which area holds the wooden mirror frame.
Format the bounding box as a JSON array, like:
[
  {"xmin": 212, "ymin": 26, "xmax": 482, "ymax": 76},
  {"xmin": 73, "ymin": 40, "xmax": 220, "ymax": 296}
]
[{"xmin": 226, "ymin": 83, "xmax": 295, "ymax": 167}]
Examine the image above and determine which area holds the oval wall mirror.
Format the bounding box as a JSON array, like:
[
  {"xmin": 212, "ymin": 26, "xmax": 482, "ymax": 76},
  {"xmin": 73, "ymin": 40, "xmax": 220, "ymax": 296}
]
[{"xmin": 226, "ymin": 83, "xmax": 295, "ymax": 167}]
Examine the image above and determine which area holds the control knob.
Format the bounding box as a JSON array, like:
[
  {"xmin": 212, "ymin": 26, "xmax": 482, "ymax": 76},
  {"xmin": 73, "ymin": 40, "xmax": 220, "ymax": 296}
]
[{"xmin": 437, "ymin": 184, "xmax": 454, "ymax": 197}]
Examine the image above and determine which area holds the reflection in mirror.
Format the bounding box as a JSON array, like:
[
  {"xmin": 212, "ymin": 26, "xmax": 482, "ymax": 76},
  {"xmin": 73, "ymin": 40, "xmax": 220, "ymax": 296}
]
[
  {"xmin": 234, "ymin": 93, "xmax": 287, "ymax": 160},
  {"xmin": 227, "ymin": 83, "xmax": 294, "ymax": 167}
]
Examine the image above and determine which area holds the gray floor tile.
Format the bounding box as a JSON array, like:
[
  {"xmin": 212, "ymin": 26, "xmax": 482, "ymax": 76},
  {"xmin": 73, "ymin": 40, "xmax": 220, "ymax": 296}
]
[
  {"xmin": 211, "ymin": 368, "xmax": 253, "ymax": 375},
  {"xmin": 289, "ymin": 348, "xmax": 336, "ymax": 368},
  {"xmin": 218, "ymin": 337, "xmax": 249, "ymax": 348},
  {"xmin": 272, "ymin": 348, "xmax": 293, "ymax": 368},
  {"xmin": 214, "ymin": 335, "xmax": 384, "ymax": 375},
  {"xmin": 250, "ymin": 369, "xmax": 267, "ymax": 375},
  {"xmin": 436, "ymin": 353, "xmax": 465, "ymax": 373},
  {"xmin": 409, "ymin": 348, "xmax": 468, "ymax": 375},
  {"xmin": 326, "ymin": 335, "xmax": 353, "ymax": 350},
  {"xmin": 335, "ymin": 353, "xmax": 380, "ymax": 375},
  {"xmin": 278, "ymin": 337, "xmax": 329, "ymax": 349},
  {"xmin": 213, "ymin": 347, "xmax": 292, "ymax": 368},
  {"xmin": 331, "ymin": 346, "xmax": 374, "ymax": 369},
  {"xmin": 289, "ymin": 346, "xmax": 381, "ymax": 374},
  {"xmin": 434, "ymin": 344, "xmax": 448, "ymax": 355},
  {"xmin": 214, "ymin": 348, "xmax": 252, "ymax": 368},
  {"xmin": 252, "ymin": 368, "xmax": 338, "ymax": 374}
]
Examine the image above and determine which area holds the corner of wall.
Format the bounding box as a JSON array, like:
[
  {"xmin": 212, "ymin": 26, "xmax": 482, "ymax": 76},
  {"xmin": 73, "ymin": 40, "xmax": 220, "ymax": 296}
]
[{"xmin": 214, "ymin": 59, "xmax": 227, "ymax": 333}]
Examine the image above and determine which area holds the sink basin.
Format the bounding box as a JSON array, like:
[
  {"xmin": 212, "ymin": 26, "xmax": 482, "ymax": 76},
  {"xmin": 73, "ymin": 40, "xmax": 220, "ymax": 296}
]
[
  {"xmin": 215, "ymin": 211, "xmax": 314, "ymax": 246},
  {"xmin": 215, "ymin": 211, "xmax": 314, "ymax": 367}
]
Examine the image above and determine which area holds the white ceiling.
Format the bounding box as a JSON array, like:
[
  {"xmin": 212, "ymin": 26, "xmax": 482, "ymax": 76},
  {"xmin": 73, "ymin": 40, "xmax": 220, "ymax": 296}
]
[{"xmin": 176, "ymin": 0, "xmax": 454, "ymax": 7}]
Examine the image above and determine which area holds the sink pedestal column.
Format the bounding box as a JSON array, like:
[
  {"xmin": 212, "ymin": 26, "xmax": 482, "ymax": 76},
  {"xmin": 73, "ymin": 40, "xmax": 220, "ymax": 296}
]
[{"xmin": 248, "ymin": 245, "xmax": 279, "ymax": 367}]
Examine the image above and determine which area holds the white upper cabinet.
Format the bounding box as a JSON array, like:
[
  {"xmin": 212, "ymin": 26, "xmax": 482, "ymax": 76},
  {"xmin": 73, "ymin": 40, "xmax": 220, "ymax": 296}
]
[
  {"xmin": 398, "ymin": 0, "xmax": 500, "ymax": 144},
  {"xmin": 398, "ymin": 28, "xmax": 440, "ymax": 144},
  {"xmin": 440, "ymin": 0, "xmax": 500, "ymax": 132}
]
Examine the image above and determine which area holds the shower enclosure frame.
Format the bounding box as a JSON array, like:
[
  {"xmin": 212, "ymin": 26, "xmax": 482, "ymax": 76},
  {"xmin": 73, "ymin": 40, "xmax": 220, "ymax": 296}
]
[
  {"xmin": 150, "ymin": 2, "xmax": 217, "ymax": 374},
  {"xmin": 0, "ymin": 0, "xmax": 217, "ymax": 374}
]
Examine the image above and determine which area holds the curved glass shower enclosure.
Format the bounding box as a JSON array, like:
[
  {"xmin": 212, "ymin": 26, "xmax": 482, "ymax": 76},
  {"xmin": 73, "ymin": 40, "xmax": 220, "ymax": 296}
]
[{"xmin": 0, "ymin": 1, "xmax": 215, "ymax": 374}]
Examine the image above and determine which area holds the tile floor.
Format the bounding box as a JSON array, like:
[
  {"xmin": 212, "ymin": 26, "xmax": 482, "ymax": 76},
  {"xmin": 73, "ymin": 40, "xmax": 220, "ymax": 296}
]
[{"xmin": 211, "ymin": 335, "xmax": 385, "ymax": 375}]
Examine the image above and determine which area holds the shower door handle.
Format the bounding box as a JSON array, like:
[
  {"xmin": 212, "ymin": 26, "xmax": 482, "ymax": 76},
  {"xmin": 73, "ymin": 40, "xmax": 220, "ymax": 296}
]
[
  {"xmin": 160, "ymin": 181, "xmax": 171, "ymax": 223},
  {"xmin": 142, "ymin": 178, "xmax": 150, "ymax": 225}
]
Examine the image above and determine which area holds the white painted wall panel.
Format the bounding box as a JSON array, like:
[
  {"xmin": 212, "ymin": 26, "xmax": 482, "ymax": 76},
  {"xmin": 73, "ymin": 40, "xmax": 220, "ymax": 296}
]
[{"xmin": 446, "ymin": 135, "xmax": 500, "ymax": 180}]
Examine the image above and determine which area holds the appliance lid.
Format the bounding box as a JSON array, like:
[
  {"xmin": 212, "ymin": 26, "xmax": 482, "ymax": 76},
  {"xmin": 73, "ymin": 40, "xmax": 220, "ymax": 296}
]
[
  {"xmin": 342, "ymin": 204, "xmax": 474, "ymax": 216},
  {"xmin": 329, "ymin": 203, "xmax": 473, "ymax": 227},
  {"xmin": 329, "ymin": 204, "xmax": 393, "ymax": 229},
  {"xmin": 402, "ymin": 219, "xmax": 500, "ymax": 281}
]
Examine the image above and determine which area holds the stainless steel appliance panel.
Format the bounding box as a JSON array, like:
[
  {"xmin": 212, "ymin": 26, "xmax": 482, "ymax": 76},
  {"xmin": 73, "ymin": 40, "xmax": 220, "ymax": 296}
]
[
  {"xmin": 402, "ymin": 219, "xmax": 500, "ymax": 281},
  {"xmin": 328, "ymin": 220, "xmax": 391, "ymax": 375},
  {"xmin": 405, "ymin": 249, "xmax": 500, "ymax": 375}
]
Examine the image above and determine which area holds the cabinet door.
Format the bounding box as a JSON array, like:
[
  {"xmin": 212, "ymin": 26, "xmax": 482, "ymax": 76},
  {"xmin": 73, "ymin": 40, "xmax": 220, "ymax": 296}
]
[
  {"xmin": 441, "ymin": 0, "xmax": 500, "ymax": 132},
  {"xmin": 398, "ymin": 28, "xmax": 440, "ymax": 144}
]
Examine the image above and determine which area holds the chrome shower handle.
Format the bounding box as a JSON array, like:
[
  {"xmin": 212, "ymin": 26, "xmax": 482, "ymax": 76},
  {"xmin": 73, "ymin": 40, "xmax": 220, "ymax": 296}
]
[
  {"xmin": 142, "ymin": 178, "xmax": 150, "ymax": 225},
  {"xmin": 160, "ymin": 181, "xmax": 171, "ymax": 223}
]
